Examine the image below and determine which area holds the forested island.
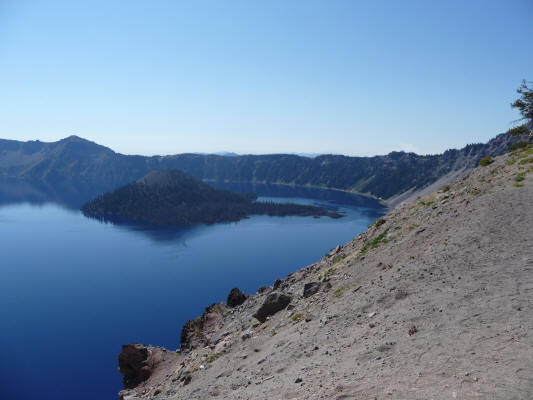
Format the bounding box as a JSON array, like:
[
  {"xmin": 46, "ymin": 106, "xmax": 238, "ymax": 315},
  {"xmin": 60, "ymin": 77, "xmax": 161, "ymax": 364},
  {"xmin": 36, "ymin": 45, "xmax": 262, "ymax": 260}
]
[{"xmin": 81, "ymin": 170, "xmax": 342, "ymax": 225}]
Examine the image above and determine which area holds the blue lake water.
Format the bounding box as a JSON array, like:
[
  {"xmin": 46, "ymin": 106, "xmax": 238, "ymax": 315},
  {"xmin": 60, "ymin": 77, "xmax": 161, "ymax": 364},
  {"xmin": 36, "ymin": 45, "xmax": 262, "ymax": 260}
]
[{"xmin": 0, "ymin": 183, "xmax": 384, "ymax": 400}]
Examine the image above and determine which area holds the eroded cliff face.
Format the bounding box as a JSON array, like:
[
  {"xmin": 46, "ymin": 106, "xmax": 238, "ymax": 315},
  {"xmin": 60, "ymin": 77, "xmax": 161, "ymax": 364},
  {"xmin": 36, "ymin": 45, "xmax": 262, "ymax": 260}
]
[
  {"xmin": 180, "ymin": 303, "xmax": 228, "ymax": 352},
  {"xmin": 118, "ymin": 344, "xmax": 158, "ymax": 389},
  {"xmin": 118, "ymin": 144, "xmax": 533, "ymax": 400}
]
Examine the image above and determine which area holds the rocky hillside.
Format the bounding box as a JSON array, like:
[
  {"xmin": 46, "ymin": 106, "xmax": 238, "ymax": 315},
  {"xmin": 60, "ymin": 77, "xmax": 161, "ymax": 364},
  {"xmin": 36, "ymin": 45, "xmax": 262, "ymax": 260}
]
[
  {"xmin": 0, "ymin": 133, "xmax": 520, "ymax": 207},
  {"xmin": 117, "ymin": 143, "xmax": 533, "ymax": 399}
]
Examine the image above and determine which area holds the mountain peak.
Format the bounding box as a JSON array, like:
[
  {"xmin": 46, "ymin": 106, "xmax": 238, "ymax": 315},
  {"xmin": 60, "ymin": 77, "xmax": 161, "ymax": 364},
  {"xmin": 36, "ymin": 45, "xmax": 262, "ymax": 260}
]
[
  {"xmin": 55, "ymin": 135, "xmax": 115, "ymax": 156},
  {"xmin": 61, "ymin": 135, "xmax": 86, "ymax": 142}
]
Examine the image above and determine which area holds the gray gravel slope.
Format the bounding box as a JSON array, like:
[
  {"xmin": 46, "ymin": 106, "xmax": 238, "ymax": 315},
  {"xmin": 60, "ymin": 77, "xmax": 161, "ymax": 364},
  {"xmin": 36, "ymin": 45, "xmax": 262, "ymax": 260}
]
[{"xmin": 120, "ymin": 148, "xmax": 533, "ymax": 400}]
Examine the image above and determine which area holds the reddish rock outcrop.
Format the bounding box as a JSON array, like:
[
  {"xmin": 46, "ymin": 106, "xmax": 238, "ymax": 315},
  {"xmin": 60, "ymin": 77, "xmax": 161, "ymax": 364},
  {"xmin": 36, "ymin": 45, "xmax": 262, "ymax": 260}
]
[
  {"xmin": 118, "ymin": 343, "xmax": 154, "ymax": 389},
  {"xmin": 180, "ymin": 303, "xmax": 226, "ymax": 351}
]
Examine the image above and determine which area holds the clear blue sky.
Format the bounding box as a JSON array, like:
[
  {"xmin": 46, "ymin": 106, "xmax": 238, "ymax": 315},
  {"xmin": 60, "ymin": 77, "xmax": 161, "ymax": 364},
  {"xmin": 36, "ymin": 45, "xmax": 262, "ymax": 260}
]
[{"xmin": 1, "ymin": 0, "xmax": 532, "ymax": 156}]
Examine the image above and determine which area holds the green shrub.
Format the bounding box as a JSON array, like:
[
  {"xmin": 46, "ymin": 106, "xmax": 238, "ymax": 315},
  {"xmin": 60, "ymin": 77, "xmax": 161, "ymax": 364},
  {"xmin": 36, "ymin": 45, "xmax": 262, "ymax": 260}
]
[
  {"xmin": 291, "ymin": 313, "xmax": 303, "ymax": 323},
  {"xmin": 508, "ymin": 141, "xmax": 529, "ymax": 152},
  {"xmin": 331, "ymin": 254, "xmax": 347, "ymax": 264},
  {"xmin": 361, "ymin": 231, "xmax": 388, "ymax": 253},
  {"xmin": 479, "ymin": 156, "xmax": 493, "ymax": 166},
  {"xmin": 207, "ymin": 353, "xmax": 223, "ymax": 363},
  {"xmin": 515, "ymin": 173, "xmax": 525, "ymax": 182},
  {"xmin": 332, "ymin": 286, "xmax": 348, "ymax": 298}
]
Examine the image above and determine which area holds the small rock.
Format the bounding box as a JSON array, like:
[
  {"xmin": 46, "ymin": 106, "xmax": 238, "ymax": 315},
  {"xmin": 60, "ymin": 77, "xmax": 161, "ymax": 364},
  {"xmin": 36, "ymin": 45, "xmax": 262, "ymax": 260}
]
[
  {"xmin": 303, "ymin": 282, "xmax": 321, "ymax": 298},
  {"xmin": 295, "ymin": 378, "xmax": 303, "ymax": 383},
  {"xmin": 227, "ymin": 288, "xmax": 247, "ymax": 308},
  {"xmin": 329, "ymin": 245, "xmax": 341, "ymax": 256},
  {"xmin": 375, "ymin": 218, "xmax": 386, "ymax": 227},
  {"xmin": 118, "ymin": 390, "xmax": 136, "ymax": 400}
]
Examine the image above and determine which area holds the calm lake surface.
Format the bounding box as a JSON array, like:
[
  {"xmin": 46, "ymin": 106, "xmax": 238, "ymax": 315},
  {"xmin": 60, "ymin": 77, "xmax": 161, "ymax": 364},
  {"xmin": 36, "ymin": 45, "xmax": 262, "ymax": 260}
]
[{"xmin": 0, "ymin": 183, "xmax": 384, "ymax": 400}]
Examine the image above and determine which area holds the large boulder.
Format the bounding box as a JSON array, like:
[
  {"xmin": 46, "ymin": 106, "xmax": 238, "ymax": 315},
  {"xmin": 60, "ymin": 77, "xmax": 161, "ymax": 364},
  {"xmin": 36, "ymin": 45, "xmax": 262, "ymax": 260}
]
[
  {"xmin": 118, "ymin": 343, "xmax": 152, "ymax": 389},
  {"xmin": 253, "ymin": 292, "xmax": 291, "ymax": 322},
  {"xmin": 303, "ymin": 282, "xmax": 321, "ymax": 298},
  {"xmin": 227, "ymin": 287, "xmax": 246, "ymax": 307}
]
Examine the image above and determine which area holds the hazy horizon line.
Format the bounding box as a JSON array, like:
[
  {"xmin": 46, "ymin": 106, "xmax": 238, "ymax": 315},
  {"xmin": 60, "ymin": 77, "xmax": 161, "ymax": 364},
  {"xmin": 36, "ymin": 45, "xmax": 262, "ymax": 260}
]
[{"xmin": 1, "ymin": 132, "xmax": 506, "ymax": 159}]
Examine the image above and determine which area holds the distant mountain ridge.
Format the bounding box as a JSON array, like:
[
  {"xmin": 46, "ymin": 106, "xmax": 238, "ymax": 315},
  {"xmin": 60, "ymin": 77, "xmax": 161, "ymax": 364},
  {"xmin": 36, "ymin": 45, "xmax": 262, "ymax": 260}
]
[{"xmin": 0, "ymin": 133, "xmax": 519, "ymax": 207}]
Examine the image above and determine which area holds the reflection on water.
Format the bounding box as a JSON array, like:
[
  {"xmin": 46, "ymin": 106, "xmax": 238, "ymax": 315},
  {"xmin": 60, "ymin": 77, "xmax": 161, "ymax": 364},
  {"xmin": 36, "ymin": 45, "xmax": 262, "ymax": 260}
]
[
  {"xmin": 0, "ymin": 178, "xmax": 100, "ymax": 209},
  {"xmin": 0, "ymin": 178, "xmax": 385, "ymax": 212},
  {"xmin": 92, "ymin": 216, "xmax": 211, "ymax": 244},
  {"xmin": 209, "ymin": 180, "xmax": 383, "ymax": 209}
]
